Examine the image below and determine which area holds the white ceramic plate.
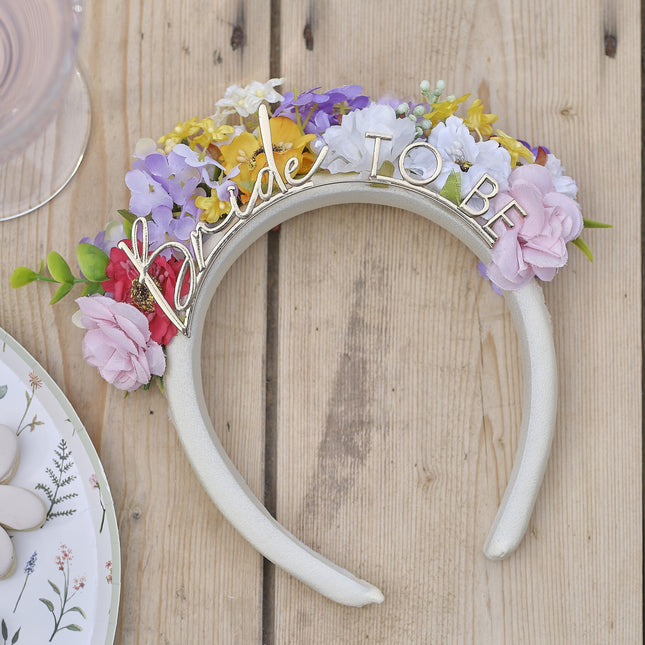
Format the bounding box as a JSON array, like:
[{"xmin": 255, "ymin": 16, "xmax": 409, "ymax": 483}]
[{"xmin": 0, "ymin": 328, "xmax": 120, "ymax": 644}]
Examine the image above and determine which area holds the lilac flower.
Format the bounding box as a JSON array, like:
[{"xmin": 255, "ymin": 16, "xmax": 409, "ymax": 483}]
[
  {"xmin": 13, "ymin": 551, "xmax": 37, "ymax": 612},
  {"xmin": 168, "ymin": 144, "xmax": 232, "ymax": 194},
  {"xmin": 377, "ymin": 93, "xmax": 403, "ymax": 110},
  {"xmin": 477, "ymin": 261, "xmax": 502, "ymax": 295},
  {"xmin": 24, "ymin": 550, "xmax": 37, "ymax": 575},
  {"xmin": 142, "ymin": 152, "xmax": 201, "ymax": 208},
  {"xmin": 518, "ymin": 140, "xmax": 549, "ymax": 157},
  {"xmin": 275, "ymin": 85, "xmax": 370, "ymax": 135},
  {"xmin": 145, "ymin": 206, "xmax": 199, "ymax": 258},
  {"xmin": 80, "ymin": 221, "xmax": 126, "ymax": 256},
  {"xmin": 125, "ymin": 167, "xmax": 173, "ymax": 216}
]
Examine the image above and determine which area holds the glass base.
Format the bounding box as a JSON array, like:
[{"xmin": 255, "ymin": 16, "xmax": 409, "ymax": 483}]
[{"xmin": 0, "ymin": 67, "xmax": 91, "ymax": 221}]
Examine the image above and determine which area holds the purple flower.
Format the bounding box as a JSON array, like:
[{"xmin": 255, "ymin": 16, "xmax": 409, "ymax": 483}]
[
  {"xmin": 145, "ymin": 206, "xmax": 199, "ymax": 258},
  {"xmin": 142, "ymin": 152, "xmax": 201, "ymax": 207},
  {"xmin": 275, "ymin": 85, "xmax": 370, "ymax": 134},
  {"xmin": 77, "ymin": 295, "xmax": 166, "ymax": 391},
  {"xmin": 24, "ymin": 550, "xmax": 37, "ymax": 575},
  {"xmin": 125, "ymin": 167, "xmax": 173, "ymax": 217},
  {"xmin": 80, "ymin": 221, "xmax": 126, "ymax": 256},
  {"xmin": 518, "ymin": 140, "xmax": 549, "ymax": 157},
  {"xmin": 125, "ymin": 147, "xmax": 216, "ymax": 217},
  {"xmin": 477, "ymin": 261, "xmax": 502, "ymax": 295}
]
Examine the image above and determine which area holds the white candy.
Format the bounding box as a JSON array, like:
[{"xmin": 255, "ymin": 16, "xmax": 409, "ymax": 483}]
[
  {"xmin": 0, "ymin": 528, "xmax": 14, "ymax": 579},
  {"xmin": 0, "ymin": 427, "xmax": 47, "ymax": 580},
  {"xmin": 0, "ymin": 486, "xmax": 47, "ymax": 531},
  {"xmin": 0, "ymin": 424, "xmax": 18, "ymax": 484}
]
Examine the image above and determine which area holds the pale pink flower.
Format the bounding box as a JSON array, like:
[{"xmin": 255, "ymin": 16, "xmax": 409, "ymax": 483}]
[
  {"xmin": 28, "ymin": 372, "xmax": 43, "ymax": 389},
  {"xmin": 56, "ymin": 544, "xmax": 73, "ymax": 571},
  {"xmin": 485, "ymin": 164, "xmax": 583, "ymax": 290},
  {"xmin": 76, "ymin": 295, "xmax": 166, "ymax": 392}
]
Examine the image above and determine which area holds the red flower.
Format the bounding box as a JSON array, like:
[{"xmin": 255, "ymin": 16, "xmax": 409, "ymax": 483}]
[{"xmin": 102, "ymin": 244, "xmax": 187, "ymax": 345}]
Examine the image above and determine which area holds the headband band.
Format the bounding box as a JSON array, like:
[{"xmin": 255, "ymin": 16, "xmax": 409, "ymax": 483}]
[{"xmin": 163, "ymin": 175, "xmax": 557, "ymax": 606}]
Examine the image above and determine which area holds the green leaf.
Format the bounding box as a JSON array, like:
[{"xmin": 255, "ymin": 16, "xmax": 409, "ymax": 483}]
[
  {"xmin": 237, "ymin": 180, "xmax": 256, "ymax": 194},
  {"xmin": 48, "ymin": 579, "xmax": 62, "ymax": 597},
  {"xmin": 572, "ymin": 236, "xmax": 593, "ymax": 262},
  {"xmin": 50, "ymin": 281, "xmax": 74, "ymax": 305},
  {"xmin": 76, "ymin": 243, "xmax": 109, "ymax": 282},
  {"xmin": 2, "ymin": 618, "xmax": 8, "ymax": 641},
  {"xmin": 39, "ymin": 597, "xmax": 55, "ymax": 612},
  {"xmin": 81, "ymin": 282, "xmax": 104, "ymax": 297},
  {"xmin": 10, "ymin": 267, "xmax": 38, "ymax": 288},
  {"xmin": 68, "ymin": 606, "xmax": 87, "ymax": 618},
  {"xmin": 11, "ymin": 627, "xmax": 20, "ymax": 644},
  {"xmin": 583, "ymin": 217, "xmax": 612, "ymax": 229},
  {"xmin": 123, "ymin": 217, "xmax": 133, "ymax": 240},
  {"xmin": 440, "ymin": 171, "xmax": 461, "ymax": 204},
  {"xmin": 117, "ymin": 209, "xmax": 137, "ymax": 223},
  {"xmin": 62, "ymin": 624, "xmax": 83, "ymax": 632},
  {"xmin": 0, "ymin": 385, "xmax": 7, "ymax": 399},
  {"xmin": 46, "ymin": 251, "xmax": 74, "ymax": 284},
  {"xmin": 377, "ymin": 160, "xmax": 395, "ymax": 178}
]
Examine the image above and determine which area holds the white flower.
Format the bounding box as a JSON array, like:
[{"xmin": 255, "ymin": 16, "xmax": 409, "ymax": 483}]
[
  {"xmin": 545, "ymin": 153, "xmax": 578, "ymax": 199},
  {"xmin": 215, "ymin": 78, "xmax": 285, "ymax": 118},
  {"xmin": 319, "ymin": 104, "xmax": 416, "ymax": 177},
  {"xmin": 133, "ymin": 138, "xmax": 159, "ymax": 159},
  {"xmin": 427, "ymin": 115, "xmax": 512, "ymax": 204},
  {"xmin": 205, "ymin": 106, "xmax": 231, "ymax": 128}
]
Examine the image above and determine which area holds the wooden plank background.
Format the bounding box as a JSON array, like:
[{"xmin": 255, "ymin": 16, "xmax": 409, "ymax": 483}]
[{"xmin": 0, "ymin": 0, "xmax": 641, "ymax": 642}]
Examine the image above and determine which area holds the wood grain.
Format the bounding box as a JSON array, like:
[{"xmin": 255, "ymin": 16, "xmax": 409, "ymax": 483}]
[
  {"xmin": 0, "ymin": 0, "xmax": 640, "ymax": 643},
  {"xmin": 273, "ymin": 1, "xmax": 642, "ymax": 643},
  {"xmin": 1, "ymin": 1, "xmax": 270, "ymax": 643}
]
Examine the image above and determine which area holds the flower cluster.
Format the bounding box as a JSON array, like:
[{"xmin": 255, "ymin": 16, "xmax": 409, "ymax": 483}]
[
  {"xmin": 12, "ymin": 78, "xmax": 604, "ymax": 392},
  {"xmin": 55, "ymin": 544, "xmax": 72, "ymax": 571}
]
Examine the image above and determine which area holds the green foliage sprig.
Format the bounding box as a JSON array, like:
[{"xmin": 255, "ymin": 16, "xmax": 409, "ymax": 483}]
[
  {"xmin": 35, "ymin": 439, "xmax": 78, "ymax": 521},
  {"xmin": 10, "ymin": 244, "xmax": 110, "ymax": 304}
]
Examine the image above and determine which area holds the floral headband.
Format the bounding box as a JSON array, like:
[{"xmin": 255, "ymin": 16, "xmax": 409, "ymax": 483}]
[{"xmin": 13, "ymin": 78, "xmax": 607, "ymax": 605}]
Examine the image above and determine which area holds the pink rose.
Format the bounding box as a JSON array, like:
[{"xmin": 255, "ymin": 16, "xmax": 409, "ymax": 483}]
[
  {"xmin": 76, "ymin": 295, "xmax": 166, "ymax": 391},
  {"xmin": 486, "ymin": 164, "xmax": 583, "ymax": 290}
]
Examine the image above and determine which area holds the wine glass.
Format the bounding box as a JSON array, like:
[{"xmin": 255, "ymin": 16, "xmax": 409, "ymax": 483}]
[{"xmin": 0, "ymin": 0, "xmax": 91, "ymax": 221}]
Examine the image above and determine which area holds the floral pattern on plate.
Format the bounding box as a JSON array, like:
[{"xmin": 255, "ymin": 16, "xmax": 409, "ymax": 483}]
[{"xmin": 0, "ymin": 328, "xmax": 120, "ymax": 644}]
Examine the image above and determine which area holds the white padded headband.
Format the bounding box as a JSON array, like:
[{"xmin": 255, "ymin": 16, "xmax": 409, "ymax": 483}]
[{"xmin": 162, "ymin": 177, "xmax": 557, "ymax": 606}]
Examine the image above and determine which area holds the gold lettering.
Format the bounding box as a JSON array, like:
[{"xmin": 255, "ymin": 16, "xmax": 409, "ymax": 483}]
[
  {"xmin": 458, "ymin": 174, "xmax": 499, "ymax": 217},
  {"xmin": 365, "ymin": 132, "xmax": 393, "ymax": 179},
  {"xmin": 483, "ymin": 199, "xmax": 527, "ymax": 242},
  {"xmin": 257, "ymin": 104, "xmax": 288, "ymax": 194},
  {"xmin": 398, "ymin": 141, "xmax": 443, "ymax": 186}
]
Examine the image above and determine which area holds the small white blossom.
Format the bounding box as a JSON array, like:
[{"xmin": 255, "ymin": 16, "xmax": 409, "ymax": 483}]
[
  {"xmin": 545, "ymin": 153, "xmax": 578, "ymax": 199},
  {"xmin": 215, "ymin": 78, "xmax": 285, "ymax": 118},
  {"xmin": 133, "ymin": 138, "xmax": 158, "ymax": 159},
  {"xmin": 319, "ymin": 104, "xmax": 416, "ymax": 177},
  {"xmin": 426, "ymin": 115, "xmax": 511, "ymax": 209}
]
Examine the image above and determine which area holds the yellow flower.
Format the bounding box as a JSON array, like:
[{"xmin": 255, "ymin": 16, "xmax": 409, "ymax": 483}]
[
  {"xmin": 464, "ymin": 99, "xmax": 498, "ymax": 140},
  {"xmin": 195, "ymin": 194, "xmax": 231, "ymax": 223},
  {"xmin": 192, "ymin": 119, "xmax": 234, "ymax": 152},
  {"xmin": 491, "ymin": 130, "xmax": 534, "ymax": 167},
  {"xmin": 158, "ymin": 118, "xmax": 200, "ymax": 152},
  {"xmin": 424, "ymin": 94, "xmax": 469, "ymax": 127},
  {"xmin": 219, "ymin": 117, "xmax": 316, "ymax": 195}
]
